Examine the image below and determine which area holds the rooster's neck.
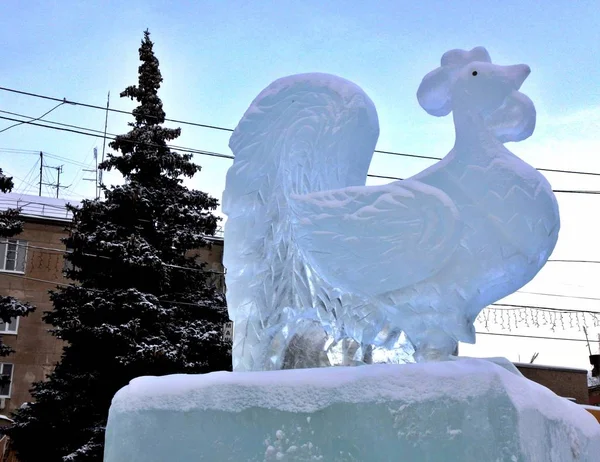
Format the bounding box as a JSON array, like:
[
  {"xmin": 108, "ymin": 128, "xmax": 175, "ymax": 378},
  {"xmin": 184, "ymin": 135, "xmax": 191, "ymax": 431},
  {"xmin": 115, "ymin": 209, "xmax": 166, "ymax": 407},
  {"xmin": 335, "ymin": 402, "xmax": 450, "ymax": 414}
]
[{"xmin": 451, "ymin": 109, "xmax": 506, "ymax": 164}]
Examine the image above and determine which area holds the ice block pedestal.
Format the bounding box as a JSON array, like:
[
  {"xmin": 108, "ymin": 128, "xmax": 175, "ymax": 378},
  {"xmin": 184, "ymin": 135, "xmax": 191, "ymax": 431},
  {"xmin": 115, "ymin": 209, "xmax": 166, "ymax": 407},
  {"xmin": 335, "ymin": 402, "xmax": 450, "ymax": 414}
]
[{"xmin": 104, "ymin": 358, "xmax": 600, "ymax": 462}]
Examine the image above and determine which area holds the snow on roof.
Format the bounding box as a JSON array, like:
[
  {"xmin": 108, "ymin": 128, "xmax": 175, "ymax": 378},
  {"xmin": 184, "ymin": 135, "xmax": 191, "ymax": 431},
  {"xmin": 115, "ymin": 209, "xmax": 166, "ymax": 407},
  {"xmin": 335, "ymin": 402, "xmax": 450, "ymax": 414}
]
[
  {"xmin": 513, "ymin": 362, "xmax": 588, "ymax": 374},
  {"xmin": 0, "ymin": 192, "xmax": 77, "ymax": 222},
  {"xmin": 582, "ymin": 404, "xmax": 600, "ymax": 410},
  {"xmin": 0, "ymin": 192, "xmax": 223, "ymax": 236}
]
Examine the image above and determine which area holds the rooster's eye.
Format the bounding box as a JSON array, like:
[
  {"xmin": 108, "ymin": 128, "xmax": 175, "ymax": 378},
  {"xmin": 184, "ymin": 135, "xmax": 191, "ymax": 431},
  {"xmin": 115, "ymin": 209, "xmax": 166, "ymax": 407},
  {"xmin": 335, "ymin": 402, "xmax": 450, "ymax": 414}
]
[{"xmin": 472, "ymin": 71, "xmax": 478, "ymax": 76}]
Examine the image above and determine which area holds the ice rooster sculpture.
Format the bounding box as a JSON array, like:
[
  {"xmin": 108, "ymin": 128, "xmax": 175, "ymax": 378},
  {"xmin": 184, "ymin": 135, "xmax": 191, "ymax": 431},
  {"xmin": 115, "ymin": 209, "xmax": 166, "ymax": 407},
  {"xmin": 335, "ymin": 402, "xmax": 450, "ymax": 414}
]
[{"xmin": 222, "ymin": 47, "xmax": 560, "ymax": 372}]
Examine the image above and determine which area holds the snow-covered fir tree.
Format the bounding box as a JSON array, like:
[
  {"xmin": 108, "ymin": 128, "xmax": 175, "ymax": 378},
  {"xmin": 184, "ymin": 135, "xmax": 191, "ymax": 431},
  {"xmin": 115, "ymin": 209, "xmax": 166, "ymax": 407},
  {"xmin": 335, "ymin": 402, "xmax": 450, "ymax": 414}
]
[
  {"xmin": 5, "ymin": 30, "xmax": 231, "ymax": 461},
  {"xmin": 0, "ymin": 169, "xmax": 24, "ymax": 240},
  {"xmin": 0, "ymin": 168, "xmax": 34, "ymax": 359}
]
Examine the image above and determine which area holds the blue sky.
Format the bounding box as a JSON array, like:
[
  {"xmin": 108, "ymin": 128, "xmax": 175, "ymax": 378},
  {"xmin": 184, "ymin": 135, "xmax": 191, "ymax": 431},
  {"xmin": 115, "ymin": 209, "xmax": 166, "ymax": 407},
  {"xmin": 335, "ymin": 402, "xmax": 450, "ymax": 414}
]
[{"xmin": 1, "ymin": 1, "xmax": 600, "ymax": 369}]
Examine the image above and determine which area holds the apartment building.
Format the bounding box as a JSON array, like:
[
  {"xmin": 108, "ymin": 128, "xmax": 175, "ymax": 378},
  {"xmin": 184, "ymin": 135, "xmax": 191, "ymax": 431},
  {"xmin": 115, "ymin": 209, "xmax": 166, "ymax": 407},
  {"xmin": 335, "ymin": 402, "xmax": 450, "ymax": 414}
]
[
  {"xmin": 0, "ymin": 192, "xmax": 226, "ymax": 420},
  {"xmin": 0, "ymin": 193, "xmax": 72, "ymax": 418}
]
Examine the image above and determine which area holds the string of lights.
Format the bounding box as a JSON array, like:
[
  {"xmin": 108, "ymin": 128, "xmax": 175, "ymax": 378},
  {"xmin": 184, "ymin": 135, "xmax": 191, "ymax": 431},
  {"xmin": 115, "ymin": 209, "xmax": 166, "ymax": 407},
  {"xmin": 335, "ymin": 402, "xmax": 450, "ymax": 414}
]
[
  {"xmin": 8, "ymin": 243, "xmax": 600, "ymax": 332},
  {"xmin": 1, "ymin": 270, "xmax": 595, "ymax": 344},
  {"xmin": 478, "ymin": 306, "xmax": 600, "ymax": 333}
]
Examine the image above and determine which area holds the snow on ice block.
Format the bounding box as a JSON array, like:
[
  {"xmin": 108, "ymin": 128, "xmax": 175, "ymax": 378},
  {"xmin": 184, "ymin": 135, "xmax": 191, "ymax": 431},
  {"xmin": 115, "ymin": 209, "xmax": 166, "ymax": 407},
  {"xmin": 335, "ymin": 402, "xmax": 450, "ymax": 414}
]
[{"xmin": 103, "ymin": 358, "xmax": 600, "ymax": 462}]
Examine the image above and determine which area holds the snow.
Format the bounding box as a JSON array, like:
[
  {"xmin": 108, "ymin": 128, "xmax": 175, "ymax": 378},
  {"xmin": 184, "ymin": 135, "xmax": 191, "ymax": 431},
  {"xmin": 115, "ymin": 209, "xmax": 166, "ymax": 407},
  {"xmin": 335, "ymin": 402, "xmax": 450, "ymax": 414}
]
[
  {"xmin": 514, "ymin": 362, "xmax": 588, "ymax": 373},
  {"xmin": 105, "ymin": 358, "xmax": 600, "ymax": 461},
  {"xmin": 0, "ymin": 192, "xmax": 76, "ymax": 221}
]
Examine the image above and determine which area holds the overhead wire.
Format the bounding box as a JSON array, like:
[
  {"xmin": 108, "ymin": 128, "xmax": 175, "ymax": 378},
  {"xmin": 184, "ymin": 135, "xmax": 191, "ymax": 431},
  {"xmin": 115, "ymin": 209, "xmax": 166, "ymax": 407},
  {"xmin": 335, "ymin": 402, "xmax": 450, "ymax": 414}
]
[
  {"xmin": 0, "ymin": 266, "xmax": 593, "ymax": 343},
  {"xmin": 2, "ymin": 86, "xmax": 600, "ymax": 178},
  {"xmin": 475, "ymin": 331, "xmax": 595, "ymax": 343},
  {"xmin": 518, "ymin": 291, "xmax": 600, "ymax": 302},
  {"xmin": 3, "ymin": 170, "xmax": 38, "ymax": 195},
  {"xmin": 548, "ymin": 259, "xmax": 600, "ymax": 264},
  {"xmin": 0, "ymin": 148, "xmax": 93, "ymax": 169},
  {"xmin": 0, "ymin": 271, "xmax": 594, "ymax": 343},
  {"xmin": 22, "ymin": 237, "xmax": 600, "ymax": 274},
  {"xmin": 0, "ymin": 86, "xmax": 234, "ymax": 133},
  {"xmin": 67, "ymin": 148, "xmax": 97, "ymax": 195},
  {"xmin": 8, "ymin": 242, "xmax": 600, "ymax": 315},
  {"xmin": 3, "ymin": 93, "xmax": 600, "ymax": 310},
  {"xmin": 0, "ymin": 148, "xmax": 40, "ymax": 154},
  {"xmin": 10, "ymin": 241, "xmax": 225, "ymax": 274},
  {"xmin": 0, "ymin": 102, "xmax": 66, "ymax": 134},
  {"xmin": 2, "ymin": 88, "xmax": 600, "ymax": 348},
  {"xmin": 0, "ymin": 115, "xmax": 235, "ymax": 160},
  {"xmin": 3, "ymin": 113, "xmax": 600, "ymax": 196},
  {"xmin": 490, "ymin": 303, "xmax": 600, "ymax": 315},
  {"xmin": 6, "ymin": 160, "xmax": 40, "ymax": 194}
]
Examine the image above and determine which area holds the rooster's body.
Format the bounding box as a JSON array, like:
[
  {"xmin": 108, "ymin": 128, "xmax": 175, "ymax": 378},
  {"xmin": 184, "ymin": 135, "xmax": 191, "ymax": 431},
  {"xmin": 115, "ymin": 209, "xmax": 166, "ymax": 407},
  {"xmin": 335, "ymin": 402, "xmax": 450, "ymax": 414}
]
[{"xmin": 223, "ymin": 47, "xmax": 560, "ymax": 371}]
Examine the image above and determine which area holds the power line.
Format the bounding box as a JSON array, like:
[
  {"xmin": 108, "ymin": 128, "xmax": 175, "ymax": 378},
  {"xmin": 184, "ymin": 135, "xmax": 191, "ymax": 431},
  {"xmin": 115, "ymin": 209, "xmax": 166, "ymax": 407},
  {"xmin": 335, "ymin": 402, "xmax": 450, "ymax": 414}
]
[
  {"xmin": 475, "ymin": 331, "xmax": 595, "ymax": 343},
  {"xmin": 0, "ymin": 147, "xmax": 104, "ymax": 170},
  {"xmin": 4, "ymin": 114, "xmax": 600, "ymax": 196},
  {"xmin": 490, "ymin": 303, "xmax": 600, "ymax": 315},
  {"xmin": 0, "ymin": 109, "xmax": 112, "ymax": 139},
  {"xmin": 553, "ymin": 190, "xmax": 600, "ymax": 195},
  {"xmin": 538, "ymin": 168, "xmax": 600, "ymax": 177},
  {"xmin": 519, "ymin": 291, "xmax": 600, "ymax": 302},
  {"xmin": 0, "ymin": 102, "xmax": 66, "ymax": 134},
  {"xmin": 368, "ymin": 173, "xmax": 402, "ymax": 181},
  {"xmin": 5, "ymin": 161, "xmax": 40, "ymax": 194},
  {"xmin": 0, "ymin": 271, "xmax": 224, "ymax": 309},
  {"xmin": 3, "ymin": 86, "xmax": 600, "ymax": 178},
  {"xmin": 0, "ymin": 86, "xmax": 233, "ymax": 133},
  {"xmin": 10, "ymin": 243, "xmax": 600, "ymax": 314},
  {"xmin": 549, "ymin": 259, "xmax": 600, "ymax": 264},
  {"xmin": 374, "ymin": 149, "xmax": 441, "ymax": 161},
  {"xmin": 0, "ymin": 115, "xmax": 235, "ymax": 160},
  {"xmin": 11, "ymin": 241, "xmax": 225, "ymax": 274},
  {"xmin": 0, "ymin": 270, "xmax": 594, "ymax": 343},
  {"xmin": 0, "ymin": 148, "xmax": 40, "ymax": 154}
]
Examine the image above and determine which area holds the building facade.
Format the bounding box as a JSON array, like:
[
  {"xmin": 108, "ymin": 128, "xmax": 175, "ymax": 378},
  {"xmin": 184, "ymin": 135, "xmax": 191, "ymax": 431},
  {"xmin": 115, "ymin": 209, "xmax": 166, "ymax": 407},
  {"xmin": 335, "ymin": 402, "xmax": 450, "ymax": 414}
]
[
  {"xmin": 0, "ymin": 193, "xmax": 226, "ymax": 420},
  {"xmin": 0, "ymin": 194, "xmax": 72, "ymax": 418},
  {"xmin": 514, "ymin": 362, "xmax": 590, "ymax": 405}
]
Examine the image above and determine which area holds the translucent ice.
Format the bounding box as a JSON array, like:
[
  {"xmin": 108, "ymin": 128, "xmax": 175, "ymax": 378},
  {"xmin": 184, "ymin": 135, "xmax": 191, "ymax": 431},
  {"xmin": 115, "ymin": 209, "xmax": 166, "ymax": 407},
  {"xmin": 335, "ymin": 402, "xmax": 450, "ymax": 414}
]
[
  {"xmin": 104, "ymin": 359, "xmax": 600, "ymax": 461},
  {"xmin": 222, "ymin": 47, "xmax": 560, "ymax": 371}
]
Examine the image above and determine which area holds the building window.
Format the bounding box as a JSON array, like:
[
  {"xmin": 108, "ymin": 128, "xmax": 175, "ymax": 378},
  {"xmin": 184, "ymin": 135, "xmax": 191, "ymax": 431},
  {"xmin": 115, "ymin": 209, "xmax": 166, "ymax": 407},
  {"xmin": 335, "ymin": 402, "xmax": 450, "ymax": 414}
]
[
  {"xmin": 0, "ymin": 363, "xmax": 13, "ymax": 398},
  {"xmin": 0, "ymin": 239, "xmax": 27, "ymax": 273},
  {"xmin": 0, "ymin": 317, "xmax": 19, "ymax": 335}
]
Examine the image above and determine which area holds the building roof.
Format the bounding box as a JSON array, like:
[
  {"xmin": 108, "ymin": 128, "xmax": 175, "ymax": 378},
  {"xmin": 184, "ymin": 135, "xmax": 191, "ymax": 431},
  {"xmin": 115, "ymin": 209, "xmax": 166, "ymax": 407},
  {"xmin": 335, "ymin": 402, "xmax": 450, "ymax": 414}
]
[
  {"xmin": 0, "ymin": 192, "xmax": 75, "ymax": 223},
  {"xmin": 514, "ymin": 362, "xmax": 588, "ymax": 374},
  {"xmin": 0, "ymin": 192, "xmax": 225, "ymax": 239}
]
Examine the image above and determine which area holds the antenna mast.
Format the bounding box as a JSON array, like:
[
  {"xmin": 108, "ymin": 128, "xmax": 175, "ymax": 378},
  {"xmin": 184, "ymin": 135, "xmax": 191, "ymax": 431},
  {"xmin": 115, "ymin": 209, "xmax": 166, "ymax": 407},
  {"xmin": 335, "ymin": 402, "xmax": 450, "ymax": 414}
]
[
  {"xmin": 38, "ymin": 151, "xmax": 43, "ymax": 196},
  {"xmin": 99, "ymin": 91, "xmax": 110, "ymax": 198},
  {"xmin": 83, "ymin": 147, "xmax": 99, "ymax": 198}
]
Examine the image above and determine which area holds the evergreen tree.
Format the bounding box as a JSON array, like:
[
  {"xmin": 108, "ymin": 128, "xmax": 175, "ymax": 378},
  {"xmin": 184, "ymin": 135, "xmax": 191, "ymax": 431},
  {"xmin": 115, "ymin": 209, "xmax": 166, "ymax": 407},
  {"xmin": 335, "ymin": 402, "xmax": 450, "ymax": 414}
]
[
  {"xmin": 6, "ymin": 30, "xmax": 231, "ymax": 461},
  {"xmin": 0, "ymin": 169, "xmax": 24, "ymax": 239},
  {"xmin": 0, "ymin": 169, "xmax": 35, "ymax": 359}
]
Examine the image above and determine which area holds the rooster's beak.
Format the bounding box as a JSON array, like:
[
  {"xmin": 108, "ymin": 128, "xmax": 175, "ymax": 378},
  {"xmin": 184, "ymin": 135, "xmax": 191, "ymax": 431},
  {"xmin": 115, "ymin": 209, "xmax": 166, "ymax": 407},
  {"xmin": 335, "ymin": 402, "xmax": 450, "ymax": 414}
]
[{"xmin": 504, "ymin": 64, "xmax": 531, "ymax": 90}]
